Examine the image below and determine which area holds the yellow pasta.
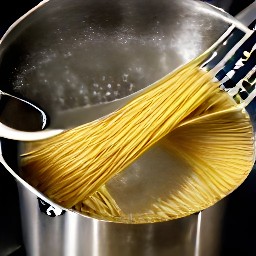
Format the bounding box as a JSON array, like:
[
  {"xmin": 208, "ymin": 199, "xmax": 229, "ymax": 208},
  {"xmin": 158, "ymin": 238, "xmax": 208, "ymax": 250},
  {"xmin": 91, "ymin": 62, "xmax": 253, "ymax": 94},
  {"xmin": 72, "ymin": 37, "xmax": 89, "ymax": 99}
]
[{"xmin": 20, "ymin": 52, "xmax": 255, "ymax": 223}]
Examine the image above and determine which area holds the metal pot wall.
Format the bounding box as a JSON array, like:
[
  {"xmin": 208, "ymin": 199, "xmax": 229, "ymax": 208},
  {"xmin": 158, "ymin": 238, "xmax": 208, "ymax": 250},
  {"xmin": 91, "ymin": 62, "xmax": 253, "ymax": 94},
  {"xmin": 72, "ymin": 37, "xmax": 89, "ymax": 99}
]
[{"xmin": 0, "ymin": 0, "xmax": 252, "ymax": 255}]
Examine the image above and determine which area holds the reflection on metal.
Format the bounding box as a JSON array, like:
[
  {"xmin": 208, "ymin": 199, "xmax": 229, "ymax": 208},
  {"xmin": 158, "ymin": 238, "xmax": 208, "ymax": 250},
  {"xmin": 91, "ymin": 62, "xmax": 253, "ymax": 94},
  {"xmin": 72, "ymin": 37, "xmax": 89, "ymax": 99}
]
[
  {"xmin": 17, "ymin": 182, "xmax": 199, "ymax": 256},
  {"xmin": 64, "ymin": 213, "xmax": 79, "ymax": 256},
  {"xmin": 195, "ymin": 212, "xmax": 202, "ymax": 256}
]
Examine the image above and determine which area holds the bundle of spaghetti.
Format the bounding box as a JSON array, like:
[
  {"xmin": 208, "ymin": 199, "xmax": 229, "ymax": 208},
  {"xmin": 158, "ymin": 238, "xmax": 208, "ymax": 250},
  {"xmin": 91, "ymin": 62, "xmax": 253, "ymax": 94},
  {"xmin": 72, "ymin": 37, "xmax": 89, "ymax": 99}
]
[
  {"xmin": 152, "ymin": 106, "xmax": 253, "ymax": 220},
  {"xmin": 72, "ymin": 88, "xmax": 254, "ymax": 223},
  {"xmin": 20, "ymin": 52, "xmax": 254, "ymax": 222}
]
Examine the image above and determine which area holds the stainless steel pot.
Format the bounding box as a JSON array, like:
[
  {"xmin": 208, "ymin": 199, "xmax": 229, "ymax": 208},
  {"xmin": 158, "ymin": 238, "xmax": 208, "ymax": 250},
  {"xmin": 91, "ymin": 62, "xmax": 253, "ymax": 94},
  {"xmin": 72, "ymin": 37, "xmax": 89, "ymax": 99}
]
[{"xmin": 0, "ymin": 0, "xmax": 253, "ymax": 255}]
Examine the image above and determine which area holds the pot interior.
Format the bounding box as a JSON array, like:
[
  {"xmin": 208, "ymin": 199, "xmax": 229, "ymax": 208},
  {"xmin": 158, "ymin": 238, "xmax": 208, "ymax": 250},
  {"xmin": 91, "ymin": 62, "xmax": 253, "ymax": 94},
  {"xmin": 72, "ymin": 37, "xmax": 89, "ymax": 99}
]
[{"xmin": 0, "ymin": 0, "xmax": 234, "ymax": 129}]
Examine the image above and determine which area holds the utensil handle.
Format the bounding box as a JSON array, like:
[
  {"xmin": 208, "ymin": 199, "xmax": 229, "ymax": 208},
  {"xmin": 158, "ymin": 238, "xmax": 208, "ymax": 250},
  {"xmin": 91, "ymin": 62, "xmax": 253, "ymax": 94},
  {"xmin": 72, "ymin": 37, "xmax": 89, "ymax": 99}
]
[
  {"xmin": 235, "ymin": 2, "xmax": 256, "ymax": 28},
  {"xmin": 201, "ymin": 26, "xmax": 255, "ymax": 105},
  {"xmin": 217, "ymin": 31, "xmax": 255, "ymax": 106}
]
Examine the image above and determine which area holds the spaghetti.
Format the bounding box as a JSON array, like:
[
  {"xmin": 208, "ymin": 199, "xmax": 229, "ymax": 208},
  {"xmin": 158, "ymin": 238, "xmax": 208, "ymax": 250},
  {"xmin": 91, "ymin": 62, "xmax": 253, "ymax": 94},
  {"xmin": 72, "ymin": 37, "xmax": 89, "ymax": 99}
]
[{"xmin": 20, "ymin": 53, "xmax": 254, "ymax": 223}]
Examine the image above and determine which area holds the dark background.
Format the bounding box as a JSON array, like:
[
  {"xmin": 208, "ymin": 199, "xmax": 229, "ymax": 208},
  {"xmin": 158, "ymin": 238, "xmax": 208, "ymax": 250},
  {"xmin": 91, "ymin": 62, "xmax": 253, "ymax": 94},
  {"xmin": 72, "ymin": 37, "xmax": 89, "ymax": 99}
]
[{"xmin": 0, "ymin": 0, "xmax": 255, "ymax": 255}]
